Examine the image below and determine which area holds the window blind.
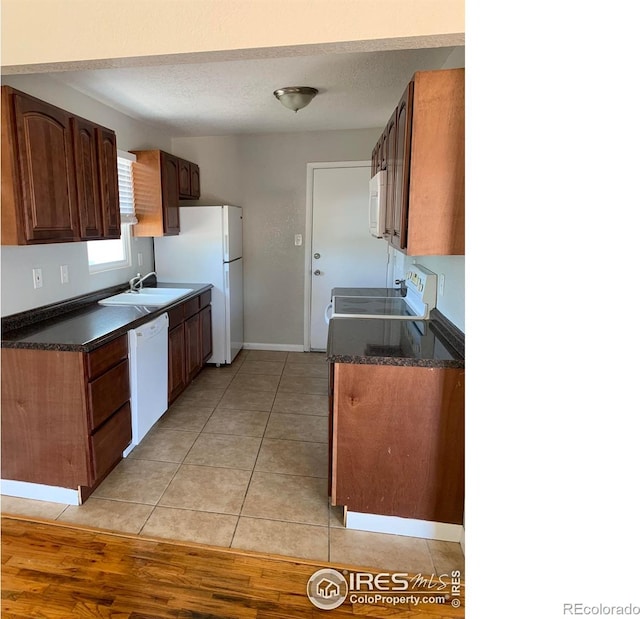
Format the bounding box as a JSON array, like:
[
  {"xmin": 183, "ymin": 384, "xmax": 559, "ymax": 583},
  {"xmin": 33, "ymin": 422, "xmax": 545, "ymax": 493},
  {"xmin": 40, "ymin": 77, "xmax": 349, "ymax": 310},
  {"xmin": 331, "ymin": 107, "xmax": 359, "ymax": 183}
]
[{"xmin": 117, "ymin": 152, "xmax": 137, "ymax": 224}]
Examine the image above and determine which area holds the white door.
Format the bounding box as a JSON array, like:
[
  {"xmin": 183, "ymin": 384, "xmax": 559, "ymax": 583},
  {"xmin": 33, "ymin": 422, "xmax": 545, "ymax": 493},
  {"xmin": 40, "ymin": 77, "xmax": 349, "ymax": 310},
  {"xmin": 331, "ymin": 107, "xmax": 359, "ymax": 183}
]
[
  {"xmin": 308, "ymin": 164, "xmax": 390, "ymax": 350},
  {"xmin": 223, "ymin": 205, "xmax": 243, "ymax": 261}
]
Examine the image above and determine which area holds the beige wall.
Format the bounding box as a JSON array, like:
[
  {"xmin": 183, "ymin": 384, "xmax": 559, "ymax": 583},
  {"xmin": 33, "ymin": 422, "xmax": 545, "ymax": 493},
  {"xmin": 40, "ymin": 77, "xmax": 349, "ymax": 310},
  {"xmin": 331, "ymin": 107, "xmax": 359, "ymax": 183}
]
[
  {"xmin": 0, "ymin": 75, "xmax": 173, "ymax": 316},
  {"xmin": 173, "ymin": 129, "xmax": 381, "ymax": 347},
  {"xmin": 2, "ymin": 0, "xmax": 464, "ymax": 70}
]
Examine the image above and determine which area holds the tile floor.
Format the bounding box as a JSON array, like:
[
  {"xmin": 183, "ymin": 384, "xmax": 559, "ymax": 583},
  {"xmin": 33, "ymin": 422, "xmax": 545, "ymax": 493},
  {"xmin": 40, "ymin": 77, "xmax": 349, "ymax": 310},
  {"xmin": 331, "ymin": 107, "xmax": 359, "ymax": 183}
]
[{"xmin": 1, "ymin": 349, "xmax": 464, "ymax": 577}]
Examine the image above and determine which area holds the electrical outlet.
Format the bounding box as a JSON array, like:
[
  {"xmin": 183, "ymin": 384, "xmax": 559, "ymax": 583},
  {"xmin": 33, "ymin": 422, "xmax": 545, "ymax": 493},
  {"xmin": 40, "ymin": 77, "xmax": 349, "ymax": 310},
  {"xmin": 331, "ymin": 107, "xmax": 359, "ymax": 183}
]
[
  {"xmin": 138, "ymin": 252, "xmax": 144, "ymax": 267},
  {"xmin": 294, "ymin": 234, "xmax": 303, "ymax": 246},
  {"xmin": 439, "ymin": 274, "xmax": 445, "ymax": 296},
  {"xmin": 32, "ymin": 268, "xmax": 43, "ymax": 289},
  {"xmin": 60, "ymin": 264, "xmax": 69, "ymax": 284}
]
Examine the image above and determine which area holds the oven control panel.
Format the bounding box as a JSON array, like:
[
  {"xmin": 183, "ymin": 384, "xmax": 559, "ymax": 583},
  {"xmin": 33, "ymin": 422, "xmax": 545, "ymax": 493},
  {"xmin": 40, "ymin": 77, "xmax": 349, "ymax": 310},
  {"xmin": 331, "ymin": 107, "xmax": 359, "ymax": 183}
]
[{"xmin": 405, "ymin": 265, "xmax": 437, "ymax": 315}]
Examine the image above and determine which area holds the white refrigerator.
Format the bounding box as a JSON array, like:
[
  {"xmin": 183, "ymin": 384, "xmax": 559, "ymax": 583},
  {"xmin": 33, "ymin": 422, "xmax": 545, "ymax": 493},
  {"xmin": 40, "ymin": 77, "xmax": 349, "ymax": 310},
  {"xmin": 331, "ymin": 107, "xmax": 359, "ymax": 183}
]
[{"xmin": 154, "ymin": 205, "xmax": 244, "ymax": 365}]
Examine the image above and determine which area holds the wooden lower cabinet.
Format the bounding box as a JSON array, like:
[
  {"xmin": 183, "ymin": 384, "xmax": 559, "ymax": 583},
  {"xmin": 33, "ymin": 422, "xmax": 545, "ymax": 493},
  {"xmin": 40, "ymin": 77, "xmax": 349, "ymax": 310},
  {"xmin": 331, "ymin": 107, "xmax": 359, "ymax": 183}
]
[
  {"xmin": 168, "ymin": 323, "xmax": 187, "ymax": 403},
  {"xmin": 0, "ymin": 335, "xmax": 131, "ymax": 493},
  {"xmin": 166, "ymin": 289, "xmax": 213, "ymax": 404},
  {"xmin": 330, "ymin": 363, "xmax": 464, "ymax": 525},
  {"xmin": 185, "ymin": 312, "xmax": 201, "ymax": 383}
]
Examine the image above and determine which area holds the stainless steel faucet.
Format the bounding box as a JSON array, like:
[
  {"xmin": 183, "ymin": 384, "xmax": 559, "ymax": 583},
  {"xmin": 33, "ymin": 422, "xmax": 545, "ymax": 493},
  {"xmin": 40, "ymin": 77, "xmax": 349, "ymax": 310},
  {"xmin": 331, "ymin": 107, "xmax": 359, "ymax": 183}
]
[{"xmin": 129, "ymin": 271, "xmax": 157, "ymax": 292}]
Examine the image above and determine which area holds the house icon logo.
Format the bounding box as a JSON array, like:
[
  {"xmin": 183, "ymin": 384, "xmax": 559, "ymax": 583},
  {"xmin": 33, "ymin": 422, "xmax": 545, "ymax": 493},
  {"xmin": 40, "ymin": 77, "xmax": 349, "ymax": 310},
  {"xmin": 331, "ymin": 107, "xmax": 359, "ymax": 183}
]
[{"xmin": 307, "ymin": 568, "xmax": 348, "ymax": 610}]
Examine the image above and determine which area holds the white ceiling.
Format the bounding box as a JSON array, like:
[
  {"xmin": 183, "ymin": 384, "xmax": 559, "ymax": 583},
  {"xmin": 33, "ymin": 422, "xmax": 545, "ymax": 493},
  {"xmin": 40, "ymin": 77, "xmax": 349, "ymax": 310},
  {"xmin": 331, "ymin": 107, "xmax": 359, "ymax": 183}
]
[{"xmin": 47, "ymin": 46, "xmax": 465, "ymax": 137}]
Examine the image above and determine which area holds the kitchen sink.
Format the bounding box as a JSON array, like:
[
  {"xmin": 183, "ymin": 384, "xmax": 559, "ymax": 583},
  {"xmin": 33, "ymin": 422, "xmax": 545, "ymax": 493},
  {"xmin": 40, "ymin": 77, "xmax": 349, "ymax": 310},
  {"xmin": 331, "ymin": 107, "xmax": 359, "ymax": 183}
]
[{"xmin": 98, "ymin": 287, "xmax": 193, "ymax": 307}]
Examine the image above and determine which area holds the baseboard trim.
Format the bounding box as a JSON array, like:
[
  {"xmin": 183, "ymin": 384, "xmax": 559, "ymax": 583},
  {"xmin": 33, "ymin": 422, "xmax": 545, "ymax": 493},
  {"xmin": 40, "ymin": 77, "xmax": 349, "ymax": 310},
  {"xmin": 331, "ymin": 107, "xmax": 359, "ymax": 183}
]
[
  {"xmin": 1, "ymin": 479, "xmax": 80, "ymax": 505},
  {"xmin": 346, "ymin": 511, "xmax": 464, "ymax": 542},
  {"xmin": 242, "ymin": 343, "xmax": 305, "ymax": 352}
]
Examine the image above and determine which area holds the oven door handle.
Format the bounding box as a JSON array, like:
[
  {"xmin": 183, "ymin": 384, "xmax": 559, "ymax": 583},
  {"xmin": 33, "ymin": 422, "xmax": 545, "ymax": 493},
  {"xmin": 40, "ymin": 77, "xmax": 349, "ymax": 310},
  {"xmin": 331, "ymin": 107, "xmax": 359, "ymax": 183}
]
[{"xmin": 324, "ymin": 302, "xmax": 333, "ymax": 325}]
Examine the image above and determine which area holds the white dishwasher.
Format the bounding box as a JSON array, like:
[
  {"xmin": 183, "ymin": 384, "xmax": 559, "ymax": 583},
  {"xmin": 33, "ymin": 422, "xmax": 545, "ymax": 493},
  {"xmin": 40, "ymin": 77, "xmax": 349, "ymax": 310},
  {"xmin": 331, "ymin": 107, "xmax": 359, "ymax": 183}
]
[{"xmin": 123, "ymin": 313, "xmax": 168, "ymax": 457}]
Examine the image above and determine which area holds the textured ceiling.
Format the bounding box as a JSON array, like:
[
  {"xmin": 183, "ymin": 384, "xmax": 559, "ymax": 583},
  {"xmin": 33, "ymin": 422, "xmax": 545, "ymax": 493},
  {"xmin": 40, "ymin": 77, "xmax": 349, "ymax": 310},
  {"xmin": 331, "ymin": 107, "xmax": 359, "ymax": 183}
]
[{"xmin": 48, "ymin": 46, "xmax": 465, "ymax": 137}]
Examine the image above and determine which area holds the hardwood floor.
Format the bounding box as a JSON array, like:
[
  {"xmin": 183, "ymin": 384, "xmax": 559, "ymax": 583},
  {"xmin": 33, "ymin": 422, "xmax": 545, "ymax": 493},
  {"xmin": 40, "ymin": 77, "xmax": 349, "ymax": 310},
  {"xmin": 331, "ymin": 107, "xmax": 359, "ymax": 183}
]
[{"xmin": 2, "ymin": 515, "xmax": 465, "ymax": 618}]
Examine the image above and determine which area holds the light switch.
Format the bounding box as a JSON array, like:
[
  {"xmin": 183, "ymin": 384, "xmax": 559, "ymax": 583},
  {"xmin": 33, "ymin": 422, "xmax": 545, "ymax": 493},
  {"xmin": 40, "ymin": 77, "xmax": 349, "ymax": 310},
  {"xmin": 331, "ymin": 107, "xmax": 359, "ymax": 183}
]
[{"xmin": 60, "ymin": 264, "xmax": 69, "ymax": 284}]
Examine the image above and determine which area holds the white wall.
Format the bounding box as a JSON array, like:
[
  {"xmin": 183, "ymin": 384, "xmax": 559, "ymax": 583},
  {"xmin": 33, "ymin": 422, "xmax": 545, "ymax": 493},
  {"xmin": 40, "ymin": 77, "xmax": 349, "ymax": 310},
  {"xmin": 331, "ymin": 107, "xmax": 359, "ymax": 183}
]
[
  {"xmin": 174, "ymin": 129, "xmax": 381, "ymax": 347},
  {"xmin": 1, "ymin": 75, "xmax": 173, "ymax": 316},
  {"xmin": 1, "ymin": 0, "xmax": 464, "ymax": 70}
]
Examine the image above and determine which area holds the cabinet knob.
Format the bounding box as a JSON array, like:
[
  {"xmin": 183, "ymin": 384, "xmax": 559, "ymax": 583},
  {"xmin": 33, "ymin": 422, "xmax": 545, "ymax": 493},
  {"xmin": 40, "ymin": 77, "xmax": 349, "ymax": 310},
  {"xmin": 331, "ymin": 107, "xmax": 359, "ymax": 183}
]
[
  {"xmin": 314, "ymin": 253, "xmax": 321, "ymax": 259},
  {"xmin": 314, "ymin": 270, "xmax": 321, "ymax": 276}
]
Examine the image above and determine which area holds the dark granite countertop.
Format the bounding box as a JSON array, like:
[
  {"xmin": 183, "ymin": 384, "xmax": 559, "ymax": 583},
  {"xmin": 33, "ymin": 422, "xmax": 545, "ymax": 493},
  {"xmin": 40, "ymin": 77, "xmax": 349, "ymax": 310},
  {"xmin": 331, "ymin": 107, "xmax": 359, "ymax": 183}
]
[
  {"xmin": 327, "ymin": 308, "xmax": 464, "ymax": 368},
  {"xmin": 1, "ymin": 282, "xmax": 212, "ymax": 353}
]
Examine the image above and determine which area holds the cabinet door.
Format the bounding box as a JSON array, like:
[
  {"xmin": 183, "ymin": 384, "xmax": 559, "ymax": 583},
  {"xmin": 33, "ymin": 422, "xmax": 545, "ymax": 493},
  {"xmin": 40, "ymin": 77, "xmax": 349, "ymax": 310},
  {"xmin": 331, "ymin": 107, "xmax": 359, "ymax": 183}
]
[
  {"xmin": 390, "ymin": 81, "xmax": 414, "ymax": 251},
  {"xmin": 332, "ymin": 364, "xmax": 464, "ymax": 524},
  {"xmin": 178, "ymin": 158, "xmax": 191, "ymax": 198},
  {"xmin": 383, "ymin": 111, "xmax": 397, "ymax": 236},
  {"xmin": 72, "ymin": 117, "xmax": 103, "ymax": 239},
  {"xmin": 199, "ymin": 304, "xmax": 212, "ymax": 364},
  {"xmin": 161, "ymin": 152, "xmax": 180, "ymax": 234},
  {"xmin": 97, "ymin": 128, "xmax": 121, "ymax": 239},
  {"xmin": 185, "ymin": 313, "xmax": 202, "ymax": 382},
  {"xmin": 12, "ymin": 92, "xmax": 79, "ymax": 243},
  {"xmin": 168, "ymin": 324, "xmax": 186, "ymax": 403},
  {"xmin": 189, "ymin": 162, "xmax": 200, "ymax": 199}
]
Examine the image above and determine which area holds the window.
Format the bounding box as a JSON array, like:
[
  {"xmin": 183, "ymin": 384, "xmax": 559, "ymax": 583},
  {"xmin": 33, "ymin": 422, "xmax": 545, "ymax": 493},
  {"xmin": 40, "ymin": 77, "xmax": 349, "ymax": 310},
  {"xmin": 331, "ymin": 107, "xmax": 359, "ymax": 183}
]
[{"xmin": 87, "ymin": 151, "xmax": 138, "ymax": 273}]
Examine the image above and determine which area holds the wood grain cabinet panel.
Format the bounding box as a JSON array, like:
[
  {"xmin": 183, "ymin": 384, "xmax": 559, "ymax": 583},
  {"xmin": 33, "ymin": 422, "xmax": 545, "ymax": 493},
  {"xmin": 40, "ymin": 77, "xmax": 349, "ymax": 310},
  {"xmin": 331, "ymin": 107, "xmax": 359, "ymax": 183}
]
[
  {"xmin": 131, "ymin": 149, "xmax": 180, "ymax": 237},
  {"xmin": 166, "ymin": 291, "xmax": 212, "ymax": 403},
  {"xmin": 1, "ymin": 336, "xmax": 132, "ymax": 495},
  {"xmin": 189, "ymin": 162, "xmax": 200, "ymax": 199},
  {"xmin": 73, "ymin": 116, "xmax": 103, "ymax": 239},
  {"xmin": 1, "ymin": 86, "xmax": 121, "ymax": 246},
  {"xmin": 370, "ymin": 69, "xmax": 464, "ymax": 255},
  {"xmin": 168, "ymin": 323, "xmax": 187, "ymax": 403},
  {"xmin": 97, "ymin": 127, "xmax": 121, "ymax": 238},
  {"xmin": 131, "ymin": 150, "xmax": 201, "ymax": 236},
  {"xmin": 91, "ymin": 402, "xmax": 132, "ymax": 481},
  {"xmin": 178, "ymin": 158, "xmax": 191, "ymax": 198},
  {"xmin": 1, "ymin": 88, "xmax": 79, "ymax": 244},
  {"xmin": 331, "ymin": 363, "xmax": 464, "ymax": 525},
  {"xmin": 199, "ymin": 304, "xmax": 213, "ymax": 364}
]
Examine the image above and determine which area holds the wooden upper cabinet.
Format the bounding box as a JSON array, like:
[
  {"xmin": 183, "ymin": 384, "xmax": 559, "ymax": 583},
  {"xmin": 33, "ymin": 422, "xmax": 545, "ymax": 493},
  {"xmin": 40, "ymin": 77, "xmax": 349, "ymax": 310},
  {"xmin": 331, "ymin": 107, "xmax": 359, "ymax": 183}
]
[
  {"xmin": 383, "ymin": 111, "xmax": 397, "ymax": 237},
  {"xmin": 390, "ymin": 81, "xmax": 414, "ymax": 251},
  {"xmin": 178, "ymin": 158, "xmax": 191, "ymax": 198},
  {"xmin": 370, "ymin": 68, "xmax": 465, "ymax": 255},
  {"xmin": 1, "ymin": 86, "xmax": 121, "ymax": 245},
  {"xmin": 97, "ymin": 128, "xmax": 121, "ymax": 239},
  {"xmin": 1, "ymin": 87, "xmax": 79, "ymax": 244},
  {"xmin": 73, "ymin": 117, "xmax": 103, "ymax": 240},
  {"xmin": 189, "ymin": 162, "xmax": 200, "ymax": 199},
  {"xmin": 161, "ymin": 152, "xmax": 180, "ymax": 234},
  {"xmin": 178, "ymin": 158, "xmax": 201, "ymax": 200},
  {"xmin": 130, "ymin": 149, "xmax": 180, "ymax": 236}
]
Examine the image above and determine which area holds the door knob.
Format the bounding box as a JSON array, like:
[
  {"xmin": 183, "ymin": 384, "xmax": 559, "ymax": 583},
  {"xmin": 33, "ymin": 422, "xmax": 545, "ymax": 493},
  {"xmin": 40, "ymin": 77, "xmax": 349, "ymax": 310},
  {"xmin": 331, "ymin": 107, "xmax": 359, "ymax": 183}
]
[
  {"xmin": 314, "ymin": 270, "xmax": 321, "ymax": 276},
  {"xmin": 314, "ymin": 253, "xmax": 321, "ymax": 259}
]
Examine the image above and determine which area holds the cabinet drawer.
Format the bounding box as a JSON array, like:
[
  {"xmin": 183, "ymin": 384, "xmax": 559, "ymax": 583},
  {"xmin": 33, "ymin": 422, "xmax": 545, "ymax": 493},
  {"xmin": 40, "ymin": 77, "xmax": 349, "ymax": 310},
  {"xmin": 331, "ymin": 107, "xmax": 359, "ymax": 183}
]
[
  {"xmin": 91, "ymin": 402, "xmax": 132, "ymax": 482},
  {"xmin": 199, "ymin": 289, "xmax": 212, "ymax": 308},
  {"xmin": 183, "ymin": 296, "xmax": 199, "ymax": 319},
  {"xmin": 167, "ymin": 304, "xmax": 184, "ymax": 329},
  {"xmin": 86, "ymin": 335, "xmax": 128, "ymax": 380},
  {"xmin": 87, "ymin": 359, "xmax": 130, "ymax": 430}
]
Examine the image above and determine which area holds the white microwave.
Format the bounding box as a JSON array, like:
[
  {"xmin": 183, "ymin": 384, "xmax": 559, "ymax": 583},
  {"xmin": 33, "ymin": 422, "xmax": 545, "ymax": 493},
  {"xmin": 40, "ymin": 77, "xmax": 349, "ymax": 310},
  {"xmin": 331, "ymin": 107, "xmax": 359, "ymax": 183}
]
[{"xmin": 369, "ymin": 169, "xmax": 387, "ymax": 238}]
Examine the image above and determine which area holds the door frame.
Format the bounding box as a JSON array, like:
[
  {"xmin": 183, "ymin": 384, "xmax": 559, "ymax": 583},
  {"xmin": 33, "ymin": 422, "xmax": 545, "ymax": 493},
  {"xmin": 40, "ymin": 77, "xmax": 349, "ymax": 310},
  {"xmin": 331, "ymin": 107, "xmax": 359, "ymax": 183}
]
[{"xmin": 303, "ymin": 160, "xmax": 372, "ymax": 352}]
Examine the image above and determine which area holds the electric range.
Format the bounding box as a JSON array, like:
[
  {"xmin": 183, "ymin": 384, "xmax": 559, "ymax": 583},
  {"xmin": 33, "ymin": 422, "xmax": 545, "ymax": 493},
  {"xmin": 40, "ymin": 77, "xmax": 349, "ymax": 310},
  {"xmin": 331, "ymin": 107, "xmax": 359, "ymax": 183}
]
[{"xmin": 327, "ymin": 264, "xmax": 437, "ymax": 321}]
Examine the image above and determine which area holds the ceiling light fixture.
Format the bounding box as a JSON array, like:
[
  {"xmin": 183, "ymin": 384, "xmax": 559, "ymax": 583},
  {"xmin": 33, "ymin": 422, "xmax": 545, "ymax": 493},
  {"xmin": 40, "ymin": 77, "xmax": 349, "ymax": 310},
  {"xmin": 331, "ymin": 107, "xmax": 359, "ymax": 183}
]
[{"xmin": 273, "ymin": 87, "xmax": 318, "ymax": 113}]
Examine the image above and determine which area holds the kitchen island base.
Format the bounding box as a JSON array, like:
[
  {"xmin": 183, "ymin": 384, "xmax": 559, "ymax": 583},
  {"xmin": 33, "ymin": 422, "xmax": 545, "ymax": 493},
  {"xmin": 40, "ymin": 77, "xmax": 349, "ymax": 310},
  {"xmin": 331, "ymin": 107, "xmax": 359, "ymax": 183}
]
[{"xmin": 330, "ymin": 363, "xmax": 464, "ymax": 526}]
